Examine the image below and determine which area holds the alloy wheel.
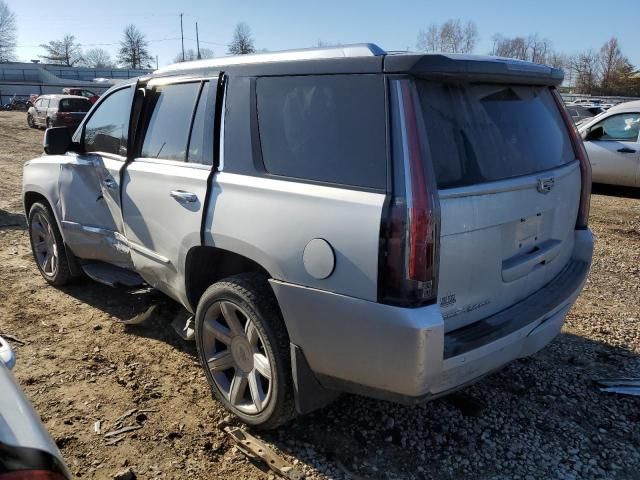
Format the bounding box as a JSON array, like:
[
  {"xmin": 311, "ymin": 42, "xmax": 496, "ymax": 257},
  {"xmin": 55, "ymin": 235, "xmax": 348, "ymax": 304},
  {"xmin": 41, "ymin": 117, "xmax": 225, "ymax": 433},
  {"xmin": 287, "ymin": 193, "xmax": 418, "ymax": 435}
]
[
  {"xmin": 202, "ymin": 300, "xmax": 273, "ymax": 414},
  {"xmin": 31, "ymin": 212, "xmax": 58, "ymax": 277}
]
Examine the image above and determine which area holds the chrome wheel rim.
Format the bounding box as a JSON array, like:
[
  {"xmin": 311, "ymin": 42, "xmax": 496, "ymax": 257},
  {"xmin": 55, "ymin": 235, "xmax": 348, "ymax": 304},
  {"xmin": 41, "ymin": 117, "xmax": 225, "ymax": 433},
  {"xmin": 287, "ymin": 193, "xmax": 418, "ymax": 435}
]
[
  {"xmin": 202, "ymin": 301, "xmax": 272, "ymax": 414},
  {"xmin": 31, "ymin": 212, "xmax": 58, "ymax": 277}
]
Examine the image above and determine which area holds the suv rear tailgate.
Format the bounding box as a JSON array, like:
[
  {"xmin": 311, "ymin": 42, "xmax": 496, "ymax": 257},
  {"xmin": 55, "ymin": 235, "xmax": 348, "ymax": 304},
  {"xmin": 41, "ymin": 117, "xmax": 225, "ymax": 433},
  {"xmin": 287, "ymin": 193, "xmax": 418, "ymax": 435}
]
[
  {"xmin": 414, "ymin": 81, "xmax": 581, "ymax": 332},
  {"xmin": 438, "ymin": 161, "xmax": 580, "ymax": 331}
]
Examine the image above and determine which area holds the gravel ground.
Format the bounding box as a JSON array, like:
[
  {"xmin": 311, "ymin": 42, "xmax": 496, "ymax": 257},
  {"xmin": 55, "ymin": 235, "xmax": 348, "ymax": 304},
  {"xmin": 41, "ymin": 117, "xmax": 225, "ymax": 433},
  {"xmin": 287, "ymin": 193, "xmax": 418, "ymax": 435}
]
[{"xmin": 0, "ymin": 111, "xmax": 639, "ymax": 479}]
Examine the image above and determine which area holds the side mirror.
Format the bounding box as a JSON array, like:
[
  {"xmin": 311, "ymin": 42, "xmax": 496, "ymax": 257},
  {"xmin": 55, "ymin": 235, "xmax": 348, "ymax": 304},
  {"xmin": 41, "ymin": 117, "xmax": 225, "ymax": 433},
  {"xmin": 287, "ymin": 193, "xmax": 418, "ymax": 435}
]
[
  {"xmin": 43, "ymin": 127, "xmax": 72, "ymax": 155},
  {"xmin": 585, "ymin": 125, "xmax": 605, "ymax": 142},
  {"xmin": 0, "ymin": 336, "xmax": 16, "ymax": 370}
]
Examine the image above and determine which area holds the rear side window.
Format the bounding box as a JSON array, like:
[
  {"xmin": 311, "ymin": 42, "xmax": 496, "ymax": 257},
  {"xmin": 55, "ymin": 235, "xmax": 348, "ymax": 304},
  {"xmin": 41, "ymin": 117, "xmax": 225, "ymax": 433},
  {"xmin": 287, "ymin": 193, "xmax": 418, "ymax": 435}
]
[
  {"xmin": 256, "ymin": 75, "xmax": 386, "ymax": 189},
  {"xmin": 416, "ymin": 82, "xmax": 575, "ymax": 189},
  {"xmin": 84, "ymin": 86, "xmax": 133, "ymax": 157},
  {"xmin": 59, "ymin": 98, "xmax": 91, "ymax": 112},
  {"xmin": 141, "ymin": 82, "xmax": 201, "ymax": 162}
]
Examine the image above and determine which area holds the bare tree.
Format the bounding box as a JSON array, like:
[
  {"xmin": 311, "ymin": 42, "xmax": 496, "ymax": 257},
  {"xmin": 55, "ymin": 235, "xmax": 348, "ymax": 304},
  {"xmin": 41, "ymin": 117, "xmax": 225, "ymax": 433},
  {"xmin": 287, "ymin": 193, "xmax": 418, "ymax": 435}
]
[
  {"xmin": 40, "ymin": 34, "xmax": 83, "ymax": 66},
  {"xmin": 491, "ymin": 33, "xmax": 553, "ymax": 64},
  {"xmin": 568, "ymin": 50, "xmax": 600, "ymax": 94},
  {"xmin": 82, "ymin": 48, "xmax": 114, "ymax": 68},
  {"xmin": 173, "ymin": 47, "xmax": 214, "ymax": 63},
  {"xmin": 0, "ymin": 0, "xmax": 16, "ymax": 62},
  {"xmin": 228, "ymin": 22, "xmax": 255, "ymax": 55},
  {"xmin": 417, "ymin": 19, "xmax": 478, "ymax": 54},
  {"xmin": 598, "ymin": 37, "xmax": 631, "ymax": 93},
  {"xmin": 118, "ymin": 25, "xmax": 153, "ymax": 69}
]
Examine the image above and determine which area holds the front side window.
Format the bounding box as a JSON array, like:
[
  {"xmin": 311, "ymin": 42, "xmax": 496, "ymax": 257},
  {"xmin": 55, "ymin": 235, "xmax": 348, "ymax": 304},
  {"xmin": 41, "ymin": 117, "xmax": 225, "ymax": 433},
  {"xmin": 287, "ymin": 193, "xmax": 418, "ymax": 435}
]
[
  {"xmin": 84, "ymin": 86, "xmax": 133, "ymax": 157},
  {"xmin": 592, "ymin": 113, "xmax": 640, "ymax": 142},
  {"xmin": 141, "ymin": 82, "xmax": 201, "ymax": 162},
  {"xmin": 256, "ymin": 74, "xmax": 387, "ymax": 189},
  {"xmin": 41, "ymin": 98, "xmax": 50, "ymax": 108}
]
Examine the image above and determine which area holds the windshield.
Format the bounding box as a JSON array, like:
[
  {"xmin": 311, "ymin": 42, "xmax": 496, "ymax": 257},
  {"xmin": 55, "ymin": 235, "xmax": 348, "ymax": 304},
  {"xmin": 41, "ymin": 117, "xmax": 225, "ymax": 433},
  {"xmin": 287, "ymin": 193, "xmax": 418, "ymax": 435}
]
[{"xmin": 416, "ymin": 81, "xmax": 575, "ymax": 189}]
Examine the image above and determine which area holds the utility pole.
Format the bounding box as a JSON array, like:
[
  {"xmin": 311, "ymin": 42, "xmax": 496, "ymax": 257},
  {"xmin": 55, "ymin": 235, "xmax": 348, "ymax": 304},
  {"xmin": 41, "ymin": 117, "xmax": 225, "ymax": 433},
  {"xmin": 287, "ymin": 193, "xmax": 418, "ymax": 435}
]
[
  {"xmin": 196, "ymin": 22, "xmax": 201, "ymax": 60},
  {"xmin": 180, "ymin": 13, "xmax": 185, "ymax": 62}
]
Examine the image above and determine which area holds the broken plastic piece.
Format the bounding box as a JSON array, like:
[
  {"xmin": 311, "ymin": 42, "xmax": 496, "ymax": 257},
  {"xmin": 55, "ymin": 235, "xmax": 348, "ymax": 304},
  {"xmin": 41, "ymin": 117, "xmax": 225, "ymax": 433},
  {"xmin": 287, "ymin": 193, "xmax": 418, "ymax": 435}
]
[
  {"xmin": 224, "ymin": 427, "xmax": 304, "ymax": 480},
  {"xmin": 596, "ymin": 378, "xmax": 640, "ymax": 397}
]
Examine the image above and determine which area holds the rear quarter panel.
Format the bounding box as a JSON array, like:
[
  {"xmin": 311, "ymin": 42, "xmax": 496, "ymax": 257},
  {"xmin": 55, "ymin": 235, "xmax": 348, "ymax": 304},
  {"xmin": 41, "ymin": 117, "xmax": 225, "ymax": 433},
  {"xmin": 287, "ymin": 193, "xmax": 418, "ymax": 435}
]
[{"xmin": 204, "ymin": 173, "xmax": 385, "ymax": 301}]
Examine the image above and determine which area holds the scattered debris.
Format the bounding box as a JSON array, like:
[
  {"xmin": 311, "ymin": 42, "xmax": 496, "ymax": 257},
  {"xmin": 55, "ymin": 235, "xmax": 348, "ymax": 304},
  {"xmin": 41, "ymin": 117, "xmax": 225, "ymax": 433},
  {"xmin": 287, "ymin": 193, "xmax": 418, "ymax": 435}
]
[
  {"xmin": 0, "ymin": 333, "xmax": 26, "ymax": 345},
  {"xmin": 112, "ymin": 408, "xmax": 138, "ymax": 429},
  {"xmin": 94, "ymin": 420, "xmax": 102, "ymax": 435},
  {"xmin": 105, "ymin": 425, "xmax": 143, "ymax": 438},
  {"xmin": 113, "ymin": 467, "xmax": 136, "ymax": 480},
  {"xmin": 105, "ymin": 435, "xmax": 127, "ymax": 447},
  {"xmin": 596, "ymin": 378, "xmax": 640, "ymax": 396},
  {"xmin": 171, "ymin": 309, "xmax": 195, "ymax": 341},
  {"xmin": 224, "ymin": 427, "xmax": 304, "ymax": 480},
  {"xmin": 118, "ymin": 304, "xmax": 158, "ymax": 325}
]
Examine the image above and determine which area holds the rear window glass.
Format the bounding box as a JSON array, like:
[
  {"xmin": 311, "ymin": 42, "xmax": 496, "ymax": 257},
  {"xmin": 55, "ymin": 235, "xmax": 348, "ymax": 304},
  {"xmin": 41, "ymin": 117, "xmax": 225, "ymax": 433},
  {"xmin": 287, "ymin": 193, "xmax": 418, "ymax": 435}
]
[
  {"xmin": 416, "ymin": 82, "xmax": 575, "ymax": 189},
  {"xmin": 59, "ymin": 98, "xmax": 91, "ymax": 112},
  {"xmin": 256, "ymin": 75, "xmax": 387, "ymax": 189},
  {"xmin": 141, "ymin": 82, "xmax": 201, "ymax": 162}
]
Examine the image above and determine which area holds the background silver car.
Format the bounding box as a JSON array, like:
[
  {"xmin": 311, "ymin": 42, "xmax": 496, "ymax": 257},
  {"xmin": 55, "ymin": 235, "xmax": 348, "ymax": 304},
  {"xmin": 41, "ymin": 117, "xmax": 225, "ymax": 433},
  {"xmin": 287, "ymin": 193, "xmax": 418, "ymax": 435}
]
[{"xmin": 580, "ymin": 100, "xmax": 640, "ymax": 187}]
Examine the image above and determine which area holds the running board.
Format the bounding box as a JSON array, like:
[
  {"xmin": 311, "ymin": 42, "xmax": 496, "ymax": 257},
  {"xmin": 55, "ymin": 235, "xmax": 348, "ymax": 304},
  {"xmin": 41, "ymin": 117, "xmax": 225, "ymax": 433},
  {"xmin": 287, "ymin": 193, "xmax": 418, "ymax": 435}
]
[{"xmin": 81, "ymin": 262, "xmax": 145, "ymax": 288}]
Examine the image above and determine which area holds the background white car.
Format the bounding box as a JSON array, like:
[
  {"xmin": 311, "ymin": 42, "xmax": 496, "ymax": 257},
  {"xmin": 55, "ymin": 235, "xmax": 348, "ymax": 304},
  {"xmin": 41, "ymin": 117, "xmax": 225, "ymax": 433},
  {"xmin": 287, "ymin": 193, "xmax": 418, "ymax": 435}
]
[{"xmin": 579, "ymin": 100, "xmax": 640, "ymax": 187}]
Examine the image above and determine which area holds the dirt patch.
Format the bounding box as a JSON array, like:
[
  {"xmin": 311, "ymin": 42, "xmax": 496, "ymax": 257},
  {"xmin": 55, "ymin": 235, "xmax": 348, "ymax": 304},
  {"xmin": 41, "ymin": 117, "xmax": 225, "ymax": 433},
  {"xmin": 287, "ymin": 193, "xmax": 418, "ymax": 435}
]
[{"xmin": 1, "ymin": 111, "xmax": 639, "ymax": 479}]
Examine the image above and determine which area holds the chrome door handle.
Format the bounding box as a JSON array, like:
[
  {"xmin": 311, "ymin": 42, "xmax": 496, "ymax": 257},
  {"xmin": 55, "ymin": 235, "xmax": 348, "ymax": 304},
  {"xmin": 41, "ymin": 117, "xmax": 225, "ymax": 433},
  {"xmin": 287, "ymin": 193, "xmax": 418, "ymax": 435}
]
[
  {"xmin": 102, "ymin": 178, "xmax": 117, "ymax": 189},
  {"xmin": 170, "ymin": 190, "xmax": 198, "ymax": 203}
]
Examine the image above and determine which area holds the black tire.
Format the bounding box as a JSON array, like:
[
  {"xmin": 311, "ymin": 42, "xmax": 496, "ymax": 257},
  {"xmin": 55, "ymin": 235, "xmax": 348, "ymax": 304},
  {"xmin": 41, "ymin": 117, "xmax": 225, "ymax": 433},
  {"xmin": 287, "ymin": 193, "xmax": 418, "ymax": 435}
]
[
  {"xmin": 195, "ymin": 273, "xmax": 296, "ymax": 429},
  {"xmin": 28, "ymin": 202, "xmax": 73, "ymax": 286},
  {"xmin": 27, "ymin": 114, "xmax": 35, "ymax": 128},
  {"xmin": 46, "ymin": 118, "xmax": 52, "ymax": 129}
]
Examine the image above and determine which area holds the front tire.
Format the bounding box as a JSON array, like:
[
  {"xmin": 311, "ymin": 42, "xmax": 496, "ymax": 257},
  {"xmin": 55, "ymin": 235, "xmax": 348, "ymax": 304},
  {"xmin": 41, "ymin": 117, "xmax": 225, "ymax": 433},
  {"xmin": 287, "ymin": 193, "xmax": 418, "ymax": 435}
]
[
  {"xmin": 195, "ymin": 273, "xmax": 295, "ymax": 429},
  {"xmin": 28, "ymin": 202, "xmax": 73, "ymax": 286},
  {"xmin": 27, "ymin": 114, "xmax": 35, "ymax": 128}
]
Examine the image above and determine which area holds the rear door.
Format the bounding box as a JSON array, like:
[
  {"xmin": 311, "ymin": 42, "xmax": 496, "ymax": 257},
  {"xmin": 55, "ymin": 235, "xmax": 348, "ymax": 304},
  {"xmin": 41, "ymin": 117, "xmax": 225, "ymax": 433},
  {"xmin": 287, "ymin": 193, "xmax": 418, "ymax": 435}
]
[
  {"xmin": 121, "ymin": 75, "xmax": 219, "ymax": 306},
  {"xmin": 415, "ymin": 81, "xmax": 581, "ymax": 331},
  {"xmin": 583, "ymin": 112, "xmax": 640, "ymax": 187},
  {"xmin": 36, "ymin": 97, "xmax": 49, "ymax": 125}
]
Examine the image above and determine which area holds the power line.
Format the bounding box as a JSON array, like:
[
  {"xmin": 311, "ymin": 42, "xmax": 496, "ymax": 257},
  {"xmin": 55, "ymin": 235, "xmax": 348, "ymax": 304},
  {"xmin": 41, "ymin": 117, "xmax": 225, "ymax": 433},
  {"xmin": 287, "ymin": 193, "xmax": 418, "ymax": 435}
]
[{"xmin": 14, "ymin": 37, "xmax": 186, "ymax": 48}]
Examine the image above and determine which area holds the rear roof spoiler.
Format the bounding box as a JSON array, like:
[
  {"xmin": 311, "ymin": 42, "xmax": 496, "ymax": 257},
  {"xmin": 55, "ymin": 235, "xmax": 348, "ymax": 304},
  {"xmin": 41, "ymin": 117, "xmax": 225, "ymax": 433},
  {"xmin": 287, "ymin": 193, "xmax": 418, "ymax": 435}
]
[{"xmin": 384, "ymin": 53, "xmax": 564, "ymax": 86}]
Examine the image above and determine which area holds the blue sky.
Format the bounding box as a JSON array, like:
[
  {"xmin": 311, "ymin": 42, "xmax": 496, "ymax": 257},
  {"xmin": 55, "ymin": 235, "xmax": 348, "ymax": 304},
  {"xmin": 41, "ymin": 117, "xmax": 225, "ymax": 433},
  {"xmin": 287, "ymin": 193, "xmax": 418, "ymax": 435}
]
[{"xmin": 10, "ymin": 0, "xmax": 640, "ymax": 68}]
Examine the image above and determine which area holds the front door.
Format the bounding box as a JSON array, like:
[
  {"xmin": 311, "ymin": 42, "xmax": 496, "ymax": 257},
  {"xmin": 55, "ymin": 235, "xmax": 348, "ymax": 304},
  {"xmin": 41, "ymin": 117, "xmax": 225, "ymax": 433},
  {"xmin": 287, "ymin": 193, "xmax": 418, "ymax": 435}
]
[
  {"xmin": 58, "ymin": 85, "xmax": 135, "ymax": 268},
  {"xmin": 585, "ymin": 111, "xmax": 640, "ymax": 187},
  {"xmin": 122, "ymin": 75, "xmax": 219, "ymax": 306}
]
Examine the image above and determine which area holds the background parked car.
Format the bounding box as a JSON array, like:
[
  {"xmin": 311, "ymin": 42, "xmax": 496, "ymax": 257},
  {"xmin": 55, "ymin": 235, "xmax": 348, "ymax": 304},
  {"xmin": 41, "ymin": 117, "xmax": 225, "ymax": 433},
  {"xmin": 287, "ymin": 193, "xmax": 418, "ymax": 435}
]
[
  {"xmin": 579, "ymin": 100, "xmax": 640, "ymax": 187},
  {"xmin": 27, "ymin": 94, "xmax": 92, "ymax": 130},
  {"xmin": 62, "ymin": 87, "xmax": 100, "ymax": 104},
  {"xmin": 0, "ymin": 336, "xmax": 72, "ymax": 480}
]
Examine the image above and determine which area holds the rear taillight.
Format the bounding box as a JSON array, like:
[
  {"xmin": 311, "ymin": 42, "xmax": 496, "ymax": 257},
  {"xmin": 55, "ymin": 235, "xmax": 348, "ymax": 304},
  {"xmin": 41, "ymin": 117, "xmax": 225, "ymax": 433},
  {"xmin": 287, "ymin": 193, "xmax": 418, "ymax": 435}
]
[
  {"xmin": 551, "ymin": 88, "xmax": 592, "ymax": 229},
  {"xmin": 0, "ymin": 471, "xmax": 67, "ymax": 480},
  {"xmin": 378, "ymin": 79, "xmax": 440, "ymax": 307}
]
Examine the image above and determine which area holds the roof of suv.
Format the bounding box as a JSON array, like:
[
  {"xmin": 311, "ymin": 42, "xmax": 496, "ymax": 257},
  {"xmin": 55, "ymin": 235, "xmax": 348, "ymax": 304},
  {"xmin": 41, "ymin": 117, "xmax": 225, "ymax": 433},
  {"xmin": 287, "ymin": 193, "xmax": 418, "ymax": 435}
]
[
  {"xmin": 38, "ymin": 94, "xmax": 89, "ymax": 100},
  {"xmin": 152, "ymin": 43, "xmax": 564, "ymax": 86}
]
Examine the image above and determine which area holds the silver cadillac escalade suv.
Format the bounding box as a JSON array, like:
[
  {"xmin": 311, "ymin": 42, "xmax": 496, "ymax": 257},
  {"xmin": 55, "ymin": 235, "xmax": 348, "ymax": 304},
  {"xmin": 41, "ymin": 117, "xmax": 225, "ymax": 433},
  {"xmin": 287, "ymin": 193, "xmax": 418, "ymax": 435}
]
[{"xmin": 22, "ymin": 44, "xmax": 594, "ymax": 429}]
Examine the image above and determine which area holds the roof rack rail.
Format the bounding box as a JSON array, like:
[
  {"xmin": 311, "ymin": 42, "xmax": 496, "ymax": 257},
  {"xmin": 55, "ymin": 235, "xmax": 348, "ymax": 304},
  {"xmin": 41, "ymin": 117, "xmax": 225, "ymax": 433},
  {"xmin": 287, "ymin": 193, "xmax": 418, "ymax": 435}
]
[{"xmin": 155, "ymin": 43, "xmax": 385, "ymax": 74}]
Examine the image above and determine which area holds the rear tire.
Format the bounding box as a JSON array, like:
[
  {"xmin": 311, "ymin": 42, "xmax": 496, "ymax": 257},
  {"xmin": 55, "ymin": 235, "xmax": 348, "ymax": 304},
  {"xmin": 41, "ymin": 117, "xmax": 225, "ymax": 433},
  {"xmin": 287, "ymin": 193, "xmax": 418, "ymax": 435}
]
[
  {"xmin": 28, "ymin": 202, "xmax": 73, "ymax": 286},
  {"xmin": 195, "ymin": 273, "xmax": 296, "ymax": 429},
  {"xmin": 46, "ymin": 118, "xmax": 52, "ymax": 129}
]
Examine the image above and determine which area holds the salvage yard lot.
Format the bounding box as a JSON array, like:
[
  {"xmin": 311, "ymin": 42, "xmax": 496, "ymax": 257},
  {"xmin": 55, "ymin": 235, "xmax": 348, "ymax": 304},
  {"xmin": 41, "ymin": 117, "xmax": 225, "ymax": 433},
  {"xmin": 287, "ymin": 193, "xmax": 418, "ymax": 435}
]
[{"xmin": 0, "ymin": 110, "xmax": 639, "ymax": 479}]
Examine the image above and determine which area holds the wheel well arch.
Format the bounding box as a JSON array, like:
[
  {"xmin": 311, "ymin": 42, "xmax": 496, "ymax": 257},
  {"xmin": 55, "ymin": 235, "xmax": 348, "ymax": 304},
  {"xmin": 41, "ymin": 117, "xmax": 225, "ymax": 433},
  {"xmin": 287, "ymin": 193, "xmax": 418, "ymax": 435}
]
[
  {"xmin": 24, "ymin": 191, "xmax": 51, "ymax": 217},
  {"xmin": 185, "ymin": 246, "xmax": 271, "ymax": 311}
]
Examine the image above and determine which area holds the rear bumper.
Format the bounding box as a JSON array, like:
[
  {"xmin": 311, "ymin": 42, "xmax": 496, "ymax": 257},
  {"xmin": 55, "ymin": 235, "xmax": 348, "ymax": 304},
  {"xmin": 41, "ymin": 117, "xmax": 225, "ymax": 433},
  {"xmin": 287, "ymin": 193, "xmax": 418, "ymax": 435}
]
[{"xmin": 270, "ymin": 229, "xmax": 593, "ymax": 402}]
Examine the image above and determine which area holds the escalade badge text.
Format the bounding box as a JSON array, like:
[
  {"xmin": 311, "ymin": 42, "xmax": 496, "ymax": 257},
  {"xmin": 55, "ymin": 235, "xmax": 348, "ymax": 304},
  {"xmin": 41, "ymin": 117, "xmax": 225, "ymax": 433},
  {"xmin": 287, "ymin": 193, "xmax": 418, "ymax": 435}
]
[{"xmin": 537, "ymin": 177, "xmax": 554, "ymax": 194}]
